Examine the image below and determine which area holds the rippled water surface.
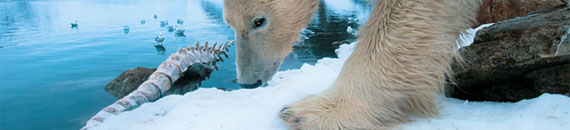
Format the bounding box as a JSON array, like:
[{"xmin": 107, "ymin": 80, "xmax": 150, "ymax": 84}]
[{"xmin": 0, "ymin": 0, "xmax": 371, "ymax": 129}]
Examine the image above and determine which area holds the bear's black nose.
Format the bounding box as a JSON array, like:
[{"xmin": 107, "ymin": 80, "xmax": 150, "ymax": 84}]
[{"xmin": 240, "ymin": 80, "xmax": 262, "ymax": 89}]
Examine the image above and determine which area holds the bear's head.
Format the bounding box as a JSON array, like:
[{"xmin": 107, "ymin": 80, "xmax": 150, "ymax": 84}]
[{"xmin": 224, "ymin": 0, "xmax": 318, "ymax": 88}]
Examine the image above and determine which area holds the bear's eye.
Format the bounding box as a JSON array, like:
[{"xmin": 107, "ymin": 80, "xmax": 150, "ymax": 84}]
[{"xmin": 253, "ymin": 18, "xmax": 266, "ymax": 29}]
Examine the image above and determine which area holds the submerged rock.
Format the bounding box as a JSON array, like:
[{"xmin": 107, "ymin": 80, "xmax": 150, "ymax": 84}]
[
  {"xmin": 450, "ymin": 4, "xmax": 570, "ymax": 102},
  {"xmin": 104, "ymin": 64, "xmax": 213, "ymax": 99},
  {"xmin": 104, "ymin": 67, "xmax": 155, "ymax": 98}
]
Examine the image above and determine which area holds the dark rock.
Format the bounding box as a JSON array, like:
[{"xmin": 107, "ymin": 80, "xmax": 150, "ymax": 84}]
[
  {"xmin": 476, "ymin": 0, "xmax": 567, "ymax": 26},
  {"xmin": 104, "ymin": 64, "xmax": 213, "ymax": 99},
  {"xmin": 450, "ymin": 5, "xmax": 570, "ymax": 102},
  {"xmin": 104, "ymin": 67, "xmax": 156, "ymax": 98},
  {"xmin": 527, "ymin": 64, "xmax": 570, "ymax": 95}
]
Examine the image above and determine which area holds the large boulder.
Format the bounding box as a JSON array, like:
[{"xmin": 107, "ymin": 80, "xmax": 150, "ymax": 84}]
[
  {"xmin": 476, "ymin": 0, "xmax": 568, "ymax": 26},
  {"xmin": 450, "ymin": 4, "xmax": 570, "ymax": 102},
  {"xmin": 104, "ymin": 64, "xmax": 213, "ymax": 99}
]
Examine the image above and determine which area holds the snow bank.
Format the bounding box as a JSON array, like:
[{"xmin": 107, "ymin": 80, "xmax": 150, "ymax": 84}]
[
  {"xmin": 90, "ymin": 42, "xmax": 355, "ymax": 130},
  {"xmin": 90, "ymin": 25, "xmax": 570, "ymax": 130},
  {"xmin": 398, "ymin": 94, "xmax": 570, "ymax": 130}
]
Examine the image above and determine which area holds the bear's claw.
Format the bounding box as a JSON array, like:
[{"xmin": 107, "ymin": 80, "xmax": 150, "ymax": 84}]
[{"xmin": 279, "ymin": 107, "xmax": 292, "ymax": 120}]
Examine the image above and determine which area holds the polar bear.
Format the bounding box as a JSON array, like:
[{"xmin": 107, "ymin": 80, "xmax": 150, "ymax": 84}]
[{"xmin": 223, "ymin": 0, "xmax": 480, "ymax": 129}]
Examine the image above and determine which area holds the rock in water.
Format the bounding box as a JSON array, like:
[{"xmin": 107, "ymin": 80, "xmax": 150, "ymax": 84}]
[
  {"xmin": 104, "ymin": 64, "xmax": 214, "ymax": 99},
  {"xmin": 449, "ymin": 4, "xmax": 570, "ymax": 102},
  {"xmin": 104, "ymin": 67, "xmax": 156, "ymax": 98}
]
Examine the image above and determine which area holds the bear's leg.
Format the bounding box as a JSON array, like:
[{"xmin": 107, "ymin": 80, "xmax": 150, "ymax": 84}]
[
  {"xmin": 279, "ymin": 0, "xmax": 480, "ymax": 129},
  {"xmin": 280, "ymin": 80, "xmax": 428, "ymax": 129}
]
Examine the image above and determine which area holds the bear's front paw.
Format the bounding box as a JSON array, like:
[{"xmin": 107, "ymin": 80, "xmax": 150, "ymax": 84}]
[
  {"xmin": 279, "ymin": 94, "xmax": 397, "ymax": 130},
  {"xmin": 279, "ymin": 95, "xmax": 337, "ymax": 130},
  {"xmin": 279, "ymin": 106, "xmax": 304, "ymax": 126}
]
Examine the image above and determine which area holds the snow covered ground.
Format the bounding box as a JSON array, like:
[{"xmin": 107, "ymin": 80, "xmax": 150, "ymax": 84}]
[
  {"xmin": 88, "ymin": 25, "xmax": 570, "ymax": 130},
  {"xmin": 398, "ymin": 94, "xmax": 570, "ymax": 130}
]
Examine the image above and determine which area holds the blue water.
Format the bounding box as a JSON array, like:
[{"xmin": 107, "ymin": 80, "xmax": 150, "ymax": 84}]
[{"xmin": 0, "ymin": 0, "xmax": 371, "ymax": 129}]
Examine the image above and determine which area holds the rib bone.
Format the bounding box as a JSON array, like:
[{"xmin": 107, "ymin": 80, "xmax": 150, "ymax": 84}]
[{"xmin": 81, "ymin": 41, "xmax": 234, "ymax": 130}]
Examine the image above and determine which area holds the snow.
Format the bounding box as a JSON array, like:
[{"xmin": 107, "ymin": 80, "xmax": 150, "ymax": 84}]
[
  {"xmin": 457, "ymin": 23, "xmax": 494, "ymax": 48},
  {"xmin": 555, "ymin": 27, "xmax": 570, "ymax": 56},
  {"xmin": 90, "ymin": 42, "xmax": 353, "ymax": 130},
  {"xmin": 89, "ymin": 25, "xmax": 570, "ymax": 130},
  {"xmin": 398, "ymin": 94, "xmax": 570, "ymax": 130}
]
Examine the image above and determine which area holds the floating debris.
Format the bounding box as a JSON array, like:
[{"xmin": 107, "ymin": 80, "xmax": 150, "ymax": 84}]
[{"xmin": 140, "ymin": 20, "xmax": 146, "ymax": 24}]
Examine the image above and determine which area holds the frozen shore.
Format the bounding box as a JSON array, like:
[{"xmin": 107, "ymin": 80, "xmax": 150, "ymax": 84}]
[{"xmin": 88, "ymin": 25, "xmax": 570, "ymax": 130}]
